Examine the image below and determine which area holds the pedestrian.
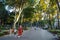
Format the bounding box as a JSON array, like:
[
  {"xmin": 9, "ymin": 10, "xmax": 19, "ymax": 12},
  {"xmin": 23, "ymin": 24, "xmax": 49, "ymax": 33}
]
[
  {"xmin": 14, "ymin": 28, "xmax": 17, "ymax": 37},
  {"xmin": 14, "ymin": 28, "xmax": 17, "ymax": 35},
  {"xmin": 10, "ymin": 27, "xmax": 14, "ymax": 36},
  {"xmin": 17, "ymin": 25, "xmax": 23, "ymax": 37}
]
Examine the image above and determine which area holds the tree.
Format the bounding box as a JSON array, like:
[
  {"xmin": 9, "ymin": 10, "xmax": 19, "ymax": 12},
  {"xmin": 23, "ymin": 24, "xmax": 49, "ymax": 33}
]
[
  {"xmin": 56, "ymin": 0, "xmax": 60, "ymax": 28},
  {"xmin": 46, "ymin": 0, "xmax": 57, "ymax": 29},
  {"xmin": 5, "ymin": 0, "xmax": 40, "ymax": 29},
  {"xmin": 0, "ymin": 2, "xmax": 9, "ymax": 26}
]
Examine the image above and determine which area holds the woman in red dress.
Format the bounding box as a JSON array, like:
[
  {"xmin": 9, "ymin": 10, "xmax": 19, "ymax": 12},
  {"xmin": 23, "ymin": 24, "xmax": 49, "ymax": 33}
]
[{"xmin": 18, "ymin": 25, "xmax": 23, "ymax": 37}]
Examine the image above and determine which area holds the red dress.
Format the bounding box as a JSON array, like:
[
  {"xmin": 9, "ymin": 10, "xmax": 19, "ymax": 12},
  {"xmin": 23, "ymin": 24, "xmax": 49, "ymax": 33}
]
[{"xmin": 18, "ymin": 26, "xmax": 23, "ymax": 36}]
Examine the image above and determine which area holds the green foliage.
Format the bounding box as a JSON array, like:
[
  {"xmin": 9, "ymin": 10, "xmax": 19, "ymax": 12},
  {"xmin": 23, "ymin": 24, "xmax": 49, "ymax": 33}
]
[
  {"xmin": 0, "ymin": 0, "xmax": 59, "ymax": 29},
  {"xmin": 49, "ymin": 29, "xmax": 60, "ymax": 34},
  {"xmin": 6, "ymin": 12, "xmax": 14, "ymax": 24},
  {"xmin": 5, "ymin": 0, "xmax": 27, "ymax": 6},
  {"xmin": 39, "ymin": 20, "xmax": 46, "ymax": 26},
  {"xmin": 0, "ymin": 2, "xmax": 4, "ymax": 10},
  {"xmin": 0, "ymin": 32, "xmax": 4, "ymax": 36},
  {"xmin": 22, "ymin": 7, "xmax": 35, "ymax": 18},
  {"xmin": 0, "ymin": 2, "xmax": 9, "ymax": 25},
  {"xmin": 0, "ymin": 31, "xmax": 9, "ymax": 36},
  {"xmin": 5, "ymin": 0, "xmax": 38, "ymax": 7}
]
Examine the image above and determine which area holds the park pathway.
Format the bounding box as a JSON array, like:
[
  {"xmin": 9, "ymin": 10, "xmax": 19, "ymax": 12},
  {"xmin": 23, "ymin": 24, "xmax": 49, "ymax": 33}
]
[{"xmin": 0, "ymin": 27, "xmax": 57, "ymax": 40}]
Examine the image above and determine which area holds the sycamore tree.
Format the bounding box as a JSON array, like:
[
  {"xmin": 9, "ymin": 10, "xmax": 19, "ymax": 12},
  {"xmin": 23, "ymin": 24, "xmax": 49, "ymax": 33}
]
[
  {"xmin": 47, "ymin": 0, "xmax": 59, "ymax": 29},
  {"xmin": 34, "ymin": 0, "xmax": 59, "ymax": 28},
  {"xmin": 34, "ymin": 0, "xmax": 49, "ymax": 27},
  {"xmin": 21, "ymin": 7, "xmax": 35, "ymax": 27},
  {"xmin": 56, "ymin": 0, "xmax": 60, "ymax": 28},
  {"xmin": 45, "ymin": 0, "xmax": 57, "ymax": 29},
  {"xmin": 5, "ymin": 0, "xmax": 40, "ymax": 29}
]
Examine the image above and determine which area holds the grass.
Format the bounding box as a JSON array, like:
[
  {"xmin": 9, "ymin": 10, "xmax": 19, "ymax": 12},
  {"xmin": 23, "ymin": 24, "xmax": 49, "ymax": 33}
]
[
  {"xmin": 0, "ymin": 30, "xmax": 9, "ymax": 37},
  {"xmin": 0, "ymin": 32, "xmax": 4, "ymax": 36},
  {"xmin": 49, "ymin": 29, "xmax": 60, "ymax": 38},
  {"xmin": 49, "ymin": 29, "xmax": 60, "ymax": 33}
]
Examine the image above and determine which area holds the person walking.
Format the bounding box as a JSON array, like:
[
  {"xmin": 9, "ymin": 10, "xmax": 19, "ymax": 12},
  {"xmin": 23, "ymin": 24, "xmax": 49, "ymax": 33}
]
[
  {"xmin": 10, "ymin": 28, "xmax": 14, "ymax": 36},
  {"xmin": 14, "ymin": 28, "xmax": 17, "ymax": 37},
  {"xmin": 17, "ymin": 25, "xmax": 23, "ymax": 37}
]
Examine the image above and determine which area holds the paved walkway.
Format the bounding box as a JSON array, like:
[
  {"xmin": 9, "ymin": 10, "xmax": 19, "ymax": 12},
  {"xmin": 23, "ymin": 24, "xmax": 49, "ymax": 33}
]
[{"xmin": 0, "ymin": 27, "xmax": 57, "ymax": 40}]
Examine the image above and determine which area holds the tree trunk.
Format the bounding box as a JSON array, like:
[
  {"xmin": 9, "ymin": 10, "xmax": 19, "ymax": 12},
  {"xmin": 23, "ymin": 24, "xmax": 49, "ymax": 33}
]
[
  {"xmin": 56, "ymin": 0, "xmax": 60, "ymax": 29},
  {"xmin": 13, "ymin": 7, "xmax": 23, "ymax": 29}
]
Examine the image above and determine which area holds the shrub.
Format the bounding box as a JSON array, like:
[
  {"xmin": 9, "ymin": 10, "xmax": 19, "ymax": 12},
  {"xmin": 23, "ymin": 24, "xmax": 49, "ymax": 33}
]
[
  {"xmin": 0, "ymin": 32, "xmax": 4, "ymax": 36},
  {"xmin": 3, "ymin": 31, "xmax": 9, "ymax": 35},
  {"xmin": 0, "ymin": 31, "xmax": 9, "ymax": 37}
]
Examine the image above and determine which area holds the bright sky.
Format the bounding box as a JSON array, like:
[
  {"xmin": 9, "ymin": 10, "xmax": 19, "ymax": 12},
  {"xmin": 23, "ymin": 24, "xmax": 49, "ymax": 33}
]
[{"xmin": 5, "ymin": 5, "xmax": 15, "ymax": 12}]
